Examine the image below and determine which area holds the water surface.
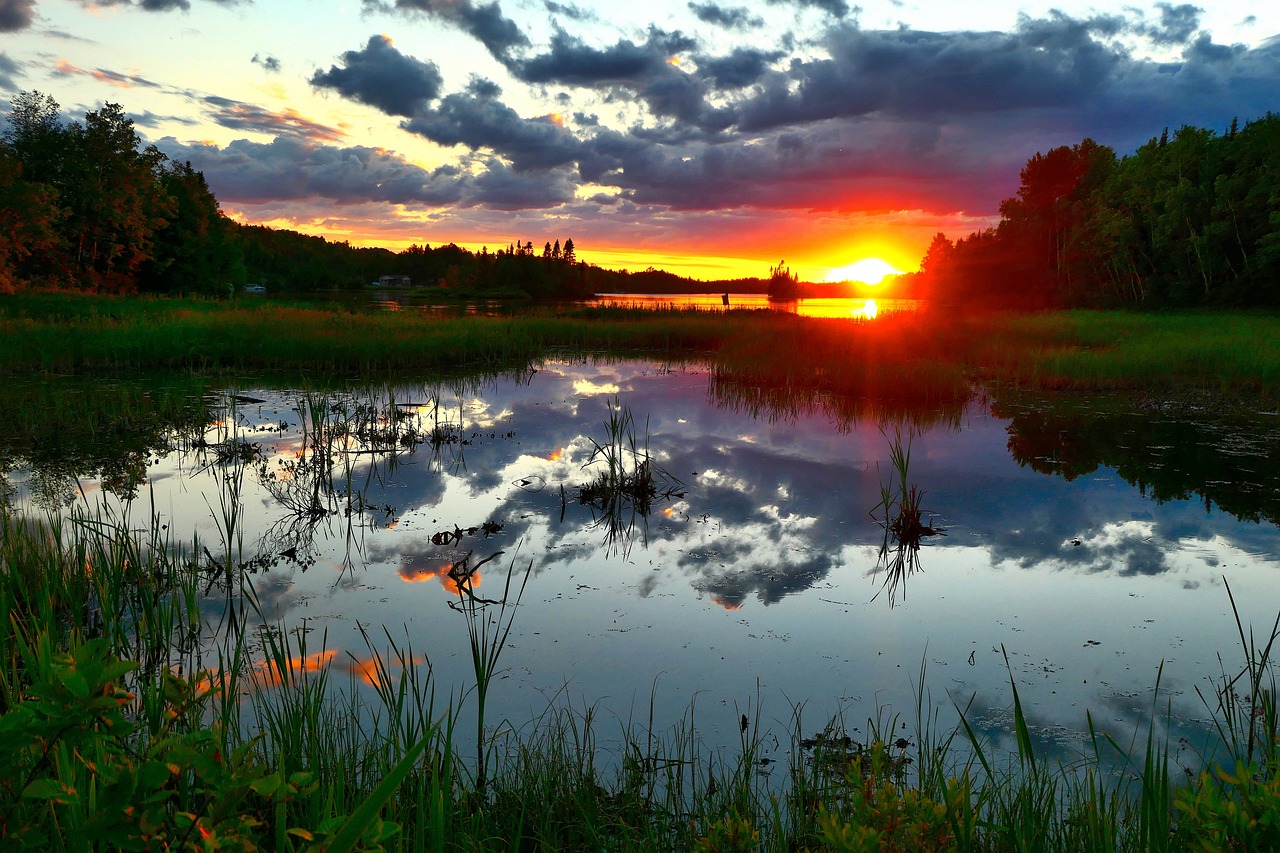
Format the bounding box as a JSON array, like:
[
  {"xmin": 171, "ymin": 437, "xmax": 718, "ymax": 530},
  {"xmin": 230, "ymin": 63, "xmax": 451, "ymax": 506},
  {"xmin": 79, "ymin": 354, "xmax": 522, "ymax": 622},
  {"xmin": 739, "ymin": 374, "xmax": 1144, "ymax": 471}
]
[{"xmin": 7, "ymin": 361, "xmax": 1279, "ymax": 765}]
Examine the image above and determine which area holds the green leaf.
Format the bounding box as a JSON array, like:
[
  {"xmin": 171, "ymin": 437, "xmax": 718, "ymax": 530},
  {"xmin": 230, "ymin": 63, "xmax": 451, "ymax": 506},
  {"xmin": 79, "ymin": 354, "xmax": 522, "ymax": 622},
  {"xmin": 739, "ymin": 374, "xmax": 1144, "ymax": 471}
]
[
  {"xmin": 250, "ymin": 773, "xmax": 283, "ymax": 798},
  {"xmin": 23, "ymin": 778, "xmax": 78, "ymax": 804}
]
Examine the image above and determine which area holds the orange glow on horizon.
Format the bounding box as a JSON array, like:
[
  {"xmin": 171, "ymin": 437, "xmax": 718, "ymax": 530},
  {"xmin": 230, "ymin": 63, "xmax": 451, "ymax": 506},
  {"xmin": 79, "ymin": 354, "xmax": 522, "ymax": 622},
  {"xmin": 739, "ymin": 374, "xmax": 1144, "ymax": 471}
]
[{"xmin": 220, "ymin": 211, "xmax": 933, "ymax": 284}]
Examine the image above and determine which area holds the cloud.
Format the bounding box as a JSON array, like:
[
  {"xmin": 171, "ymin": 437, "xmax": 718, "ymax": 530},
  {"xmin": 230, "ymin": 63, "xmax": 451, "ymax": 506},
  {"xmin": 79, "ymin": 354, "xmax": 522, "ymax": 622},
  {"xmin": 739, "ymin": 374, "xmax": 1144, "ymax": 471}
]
[
  {"xmin": 688, "ymin": 2, "xmax": 763, "ymax": 30},
  {"xmin": 512, "ymin": 27, "xmax": 695, "ymax": 86},
  {"xmin": 1142, "ymin": 2, "xmax": 1202, "ymax": 46},
  {"xmin": 157, "ymin": 136, "xmax": 464, "ymax": 206},
  {"xmin": 767, "ymin": 0, "xmax": 848, "ymax": 17},
  {"xmin": 0, "ymin": 0, "xmax": 36, "ymax": 32},
  {"xmin": 128, "ymin": 109, "xmax": 199, "ymax": 128},
  {"xmin": 251, "ymin": 53, "xmax": 281, "ymax": 73},
  {"xmin": 74, "ymin": 0, "xmax": 244, "ymax": 9},
  {"xmin": 401, "ymin": 82, "xmax": 583, "ymax": 171},
  {"xmin": 363, "ymin": 0, "xmax": 529, "ymax": 60},
  {"xmin": 201, "ymin": 96, "xmax": 345, "ymax": 142},
  {"xmin": 0, "ymin": 52, "xmax": 23, "ymax": 88},
  {"xmin": 310, "ymin": 35, "xmax": 443, "ymax": 118},
  {"xmin": 508, "ymin": 28, "xmax": 740, "ymax": 129},
  {"xmin": 544, "ymin": 0, "xmax": 593, "ymax": 21},
  {"xmin": 697, "ymin": 47, "xmax": 783, "ymax": 88},
  {"xmin": 464, "ymin": 157, "xmax": 577, "ymax": 209},
  {"xmin": 157, "ymin": 135, "xmax": 575, "ymax": 211},
  {"xmin": 53, "ymin": 59, "xmax": 163, "ymax": 89}
]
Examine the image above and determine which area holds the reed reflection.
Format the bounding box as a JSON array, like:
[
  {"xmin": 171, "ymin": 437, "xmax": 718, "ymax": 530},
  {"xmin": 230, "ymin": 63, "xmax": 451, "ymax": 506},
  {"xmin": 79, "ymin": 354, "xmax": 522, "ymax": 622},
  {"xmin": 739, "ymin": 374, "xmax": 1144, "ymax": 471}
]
[{"xmin": 869, "ymin": 427, "xmax": 945, "ymax": 607}]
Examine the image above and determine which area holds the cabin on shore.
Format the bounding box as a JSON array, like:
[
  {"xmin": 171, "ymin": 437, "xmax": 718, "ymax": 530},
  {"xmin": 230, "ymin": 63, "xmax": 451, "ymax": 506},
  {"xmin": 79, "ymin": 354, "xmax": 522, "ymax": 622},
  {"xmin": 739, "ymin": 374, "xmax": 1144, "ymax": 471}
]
[{"xmin": 376, "ymin": 274, "xmax": 412, "ymax": 288}]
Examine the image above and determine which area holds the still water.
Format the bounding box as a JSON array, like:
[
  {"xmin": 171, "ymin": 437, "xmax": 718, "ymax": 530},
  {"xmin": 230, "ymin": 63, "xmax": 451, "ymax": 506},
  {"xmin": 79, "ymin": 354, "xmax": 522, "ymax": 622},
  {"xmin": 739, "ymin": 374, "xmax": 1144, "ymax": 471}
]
[
  {"xmin": 588, "ymin": 293, "xmax": 921, "ymax": 319},
  {"xmin": 7, "ymin": 360, "xmax": 1280, "ymax": 764}
]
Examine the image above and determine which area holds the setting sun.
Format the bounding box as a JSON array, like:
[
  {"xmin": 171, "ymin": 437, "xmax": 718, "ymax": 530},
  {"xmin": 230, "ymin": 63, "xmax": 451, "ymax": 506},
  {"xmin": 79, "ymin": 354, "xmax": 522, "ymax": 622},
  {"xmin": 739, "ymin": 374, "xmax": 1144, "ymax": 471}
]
[{"xmin": 824, "ymin": 258, "xmax": 904, "ymax": 285}]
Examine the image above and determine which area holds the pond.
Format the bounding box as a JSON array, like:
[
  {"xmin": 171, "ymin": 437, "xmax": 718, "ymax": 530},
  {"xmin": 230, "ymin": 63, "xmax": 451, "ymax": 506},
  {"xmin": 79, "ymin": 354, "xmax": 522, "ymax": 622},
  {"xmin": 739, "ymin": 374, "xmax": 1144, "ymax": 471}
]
[{"xmin": 5, "ymin": 359, "xmax": 1280, "ymax": 770}]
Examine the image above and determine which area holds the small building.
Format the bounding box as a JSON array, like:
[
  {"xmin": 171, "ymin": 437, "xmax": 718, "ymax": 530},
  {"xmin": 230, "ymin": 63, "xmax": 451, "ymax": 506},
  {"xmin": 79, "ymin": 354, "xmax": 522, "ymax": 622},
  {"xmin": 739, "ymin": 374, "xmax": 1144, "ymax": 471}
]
[{"xmin": 377, "ymin": 275, "xmax": 412, "ymax": 288}]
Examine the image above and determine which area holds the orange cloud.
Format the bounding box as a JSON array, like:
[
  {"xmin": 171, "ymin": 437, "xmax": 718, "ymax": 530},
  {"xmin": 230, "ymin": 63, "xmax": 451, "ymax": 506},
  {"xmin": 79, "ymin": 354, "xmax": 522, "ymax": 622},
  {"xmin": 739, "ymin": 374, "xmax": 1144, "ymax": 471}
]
[{"xmin": 398, "ymin": 561, "xmax": 482, "ymax": 596}]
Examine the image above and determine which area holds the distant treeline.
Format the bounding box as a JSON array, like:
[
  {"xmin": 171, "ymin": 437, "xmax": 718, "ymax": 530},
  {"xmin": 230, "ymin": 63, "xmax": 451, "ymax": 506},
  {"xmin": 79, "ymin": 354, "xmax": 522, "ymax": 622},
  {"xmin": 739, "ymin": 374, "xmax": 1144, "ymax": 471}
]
[
  {"xmin": 907, "ymin": 113, "xmax": 1280, "ymax": 308},
  {"xmin": 0, "ymin": 91, "xmax": 695, "ymax": 298}
]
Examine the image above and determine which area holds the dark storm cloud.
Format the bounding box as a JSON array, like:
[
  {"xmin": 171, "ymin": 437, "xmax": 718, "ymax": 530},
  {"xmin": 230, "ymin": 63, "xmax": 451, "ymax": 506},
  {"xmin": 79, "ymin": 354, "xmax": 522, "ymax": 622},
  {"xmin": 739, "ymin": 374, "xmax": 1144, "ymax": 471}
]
[
  {"xmin": 401, "ymin": 83, "xmax": 583, "ymax": 171},
  {"xmin": 156, "ymin": 136, "xmax": 467, "ymax": 206},
  {"xmin": 363, "ymin": 0, "xmax": 529, "ymax": 60},
  {"xmin": 688, "ymin": 2, "xmax": 763, "ymax": 30},
  {"xmin": 252, "ymin": 53, "xmax": 282, "ymax": 73},
  {"xmin": 512, "ymin": 28, "xmax": 695, "ymax": 86},
  {"xmin": 158, "ymin": 135, "xmax": 577, "ymax": 211},
  {"xmin": 310, "ymin": 35, "xmax": 443, "ymax": 118},
  {"xmin": 509, "ymin": 28, "xmax": 741, "ymax": 129},
  {"xmin": 201, "ymin": 96, "xmax": 345, "ymax": 142},
  {"xmin": 1142, "ymin": 2, "xmax": 1202, "ymax": 45},
  {"xmin": 0, "ymin": 0, "xmax": 36, "ymax": 32},
  {"xmin": 735, "ymin": 15, "xmax": 1130, "ymax": 132},
  {"xmin": 0, "ymin": 52, "xmax": 23, "ymax": 88},
  {"xmin": 698, "ymin": 47, "xmax": 783, "ymax": 88},
  {"xmin": 465, "ymin": 158, "xmax": 577, "ymax": 209},
  {"xmin": 767, "ymin": 0, "xmax": 848, "ymax": 17}
]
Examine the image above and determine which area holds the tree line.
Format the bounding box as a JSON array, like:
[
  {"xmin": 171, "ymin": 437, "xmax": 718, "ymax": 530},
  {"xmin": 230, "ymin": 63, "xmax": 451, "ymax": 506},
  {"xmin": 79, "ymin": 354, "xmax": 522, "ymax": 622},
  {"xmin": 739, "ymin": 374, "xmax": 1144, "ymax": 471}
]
[
  {"xmin": 1, "ymin": 91, "xmax": 244, "ymax": 295},
  {"xmin": 909, "ymin": 113, "xmax": 1280, "ymax": 308},
  {"xmin": 0, "ymin": 91, "xmax": 606, "ymax": 298}
]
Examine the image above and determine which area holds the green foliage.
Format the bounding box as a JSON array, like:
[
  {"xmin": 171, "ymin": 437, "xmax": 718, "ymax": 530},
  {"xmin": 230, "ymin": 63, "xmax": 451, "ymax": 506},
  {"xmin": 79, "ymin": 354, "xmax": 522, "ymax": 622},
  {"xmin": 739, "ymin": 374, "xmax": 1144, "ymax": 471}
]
[{"xmin": 0, "ymin": 637, "xmax": 323, "ymax": 849}]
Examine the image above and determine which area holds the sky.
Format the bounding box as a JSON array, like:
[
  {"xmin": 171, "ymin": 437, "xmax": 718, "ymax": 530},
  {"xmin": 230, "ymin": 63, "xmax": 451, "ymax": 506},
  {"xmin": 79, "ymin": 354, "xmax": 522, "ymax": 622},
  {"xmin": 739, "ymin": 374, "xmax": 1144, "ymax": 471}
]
[{"xmin": 1, "ymin": 0, "xmax": 1277, "ymax": 281}]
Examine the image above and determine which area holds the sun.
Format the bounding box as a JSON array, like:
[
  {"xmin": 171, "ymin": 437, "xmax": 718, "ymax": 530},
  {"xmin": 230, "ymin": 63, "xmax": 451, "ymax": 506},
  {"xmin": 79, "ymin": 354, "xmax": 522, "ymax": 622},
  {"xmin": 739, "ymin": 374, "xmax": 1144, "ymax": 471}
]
[{"xmin": 824, "ymin": 258, "xmax": 903, "ymax": 285}]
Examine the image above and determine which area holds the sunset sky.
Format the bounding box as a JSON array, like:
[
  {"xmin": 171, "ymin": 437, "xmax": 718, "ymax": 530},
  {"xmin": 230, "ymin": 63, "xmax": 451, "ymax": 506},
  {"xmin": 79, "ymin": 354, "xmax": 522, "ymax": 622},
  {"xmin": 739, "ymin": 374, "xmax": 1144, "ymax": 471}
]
[{"xmin": 2, "ymin": 0, "xmax": 1277, "ymax": 281}]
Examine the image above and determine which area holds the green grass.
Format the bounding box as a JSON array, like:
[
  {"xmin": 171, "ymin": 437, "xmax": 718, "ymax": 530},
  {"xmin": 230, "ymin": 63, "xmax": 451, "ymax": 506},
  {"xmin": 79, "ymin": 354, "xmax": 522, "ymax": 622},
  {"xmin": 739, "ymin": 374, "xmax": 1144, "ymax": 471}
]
[{"xmin": 5, "ymin": 294, "xmax": 1280, "ymax": 400}]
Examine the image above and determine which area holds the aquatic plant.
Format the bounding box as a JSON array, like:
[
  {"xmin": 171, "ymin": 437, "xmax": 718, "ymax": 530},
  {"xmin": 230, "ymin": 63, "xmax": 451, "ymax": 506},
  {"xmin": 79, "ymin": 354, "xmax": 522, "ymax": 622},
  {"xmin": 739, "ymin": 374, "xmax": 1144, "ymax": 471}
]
[
  {"xmin": 869, "ymin": 425, "xmax": 944, "ymax": 606},
  {"xmin": 575, "ymin": 399, "xmax": 684, "ymax": 554}
]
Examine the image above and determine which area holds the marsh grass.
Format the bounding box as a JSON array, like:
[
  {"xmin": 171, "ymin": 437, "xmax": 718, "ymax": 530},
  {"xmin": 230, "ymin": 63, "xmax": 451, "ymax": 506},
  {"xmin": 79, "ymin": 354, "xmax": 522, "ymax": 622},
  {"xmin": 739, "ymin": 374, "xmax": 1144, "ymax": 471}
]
[
  {"xmin": 576, "ymin": 399, "xmax": 685, "ymax": 554},
  {"xmin": 10, "ymin": 295, "xmax": 1280, "ymax": 401},
  {"xmin": 870, "ymin": 426, "xmax": 945, "ymax": 607}
]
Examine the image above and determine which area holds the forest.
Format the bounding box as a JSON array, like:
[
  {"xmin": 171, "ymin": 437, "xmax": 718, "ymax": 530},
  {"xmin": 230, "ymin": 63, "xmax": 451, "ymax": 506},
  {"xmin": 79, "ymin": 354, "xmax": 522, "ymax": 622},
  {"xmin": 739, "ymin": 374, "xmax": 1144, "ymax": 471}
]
[{"xmin": 908, "ymin": 113, "xmax": 1280, "ymax": 308}]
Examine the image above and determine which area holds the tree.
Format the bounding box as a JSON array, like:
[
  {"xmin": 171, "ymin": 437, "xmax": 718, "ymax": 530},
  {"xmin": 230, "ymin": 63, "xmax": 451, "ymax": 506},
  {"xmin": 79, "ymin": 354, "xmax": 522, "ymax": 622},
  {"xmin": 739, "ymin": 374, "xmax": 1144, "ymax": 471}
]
[
  {"xmin": 2, "ymin": 90, "xmax": 65, "ymax": 186},
  {"xmin": 142, "ymin": 161, "xmax": 243, "ymax": 295},
  {"xmin": 0, "ymin": 150, "xmax": 62, "ymax": 292},
  {"xmin": 767, "ymin": 260, "xmax": 800, "ymax": 299},
  {"xmin": 561, "ymin": 238, "xmax": 576, "ymax": 264},
  {"xmin": 59, "ymin": 102, "xmax": 173, "ymax": 291}
]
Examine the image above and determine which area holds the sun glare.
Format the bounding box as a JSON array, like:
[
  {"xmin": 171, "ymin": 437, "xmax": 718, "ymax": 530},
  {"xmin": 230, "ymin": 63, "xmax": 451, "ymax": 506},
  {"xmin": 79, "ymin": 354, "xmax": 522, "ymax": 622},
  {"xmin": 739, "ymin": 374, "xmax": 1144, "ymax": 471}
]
[{"xmin": 825, "ymin": 258, "xmax": 903, "ymax": 285}]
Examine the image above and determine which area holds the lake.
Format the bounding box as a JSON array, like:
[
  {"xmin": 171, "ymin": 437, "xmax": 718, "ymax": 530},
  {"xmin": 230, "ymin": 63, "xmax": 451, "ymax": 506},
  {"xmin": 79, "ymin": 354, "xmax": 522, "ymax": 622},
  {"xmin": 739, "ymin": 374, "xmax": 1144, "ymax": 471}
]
[{"xmin": 5, "ymin": 358, "xmax": 1279, "ymax": 769}]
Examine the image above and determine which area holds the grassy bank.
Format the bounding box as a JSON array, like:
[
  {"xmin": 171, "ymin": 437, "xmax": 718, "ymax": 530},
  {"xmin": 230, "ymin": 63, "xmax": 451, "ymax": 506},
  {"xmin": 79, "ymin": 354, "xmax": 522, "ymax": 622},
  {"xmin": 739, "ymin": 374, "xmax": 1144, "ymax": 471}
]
[
  {"xmin": 3, "ymin": 294, "xmax": 1280, "ymax": 399},
  {"xmin": 3, "ymin": 503, "xmax": 1280, "ymax": 850}
]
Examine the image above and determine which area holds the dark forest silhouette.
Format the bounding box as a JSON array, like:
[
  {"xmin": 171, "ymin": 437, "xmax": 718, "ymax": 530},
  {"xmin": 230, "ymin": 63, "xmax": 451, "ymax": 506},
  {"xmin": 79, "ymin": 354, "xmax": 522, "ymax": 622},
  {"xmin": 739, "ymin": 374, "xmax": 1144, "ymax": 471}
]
[{"xmin": 904, "ymin": 114, "xmax": 1280, "ymax": 308}]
